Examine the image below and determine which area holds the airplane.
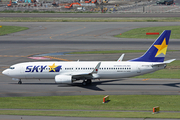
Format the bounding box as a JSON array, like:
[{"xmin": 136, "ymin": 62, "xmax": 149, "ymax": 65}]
[{"xmin": 2, "ymin": 30, "xmax": 175, "ymax": 85}]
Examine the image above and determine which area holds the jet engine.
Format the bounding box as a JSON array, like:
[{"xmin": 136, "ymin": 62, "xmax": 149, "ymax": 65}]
[{"xmin": 55, "ymin": 75, "xmax": 72, "ymax": 84}]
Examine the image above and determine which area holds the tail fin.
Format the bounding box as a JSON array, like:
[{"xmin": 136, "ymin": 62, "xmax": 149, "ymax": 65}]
[{"xmin": 129, "ymin": 30, "xmax": 171, "ymax": 62}]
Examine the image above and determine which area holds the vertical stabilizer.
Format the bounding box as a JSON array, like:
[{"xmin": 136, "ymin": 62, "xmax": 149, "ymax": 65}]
[{"xmin": 129, "ymin": 30, "xmax": 171, "ymax": 62}]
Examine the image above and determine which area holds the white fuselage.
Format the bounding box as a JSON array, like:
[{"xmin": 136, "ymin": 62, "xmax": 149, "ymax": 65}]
[{"xmin": 2, "ymin": 61, "xmax": 165, "ymax": 80}]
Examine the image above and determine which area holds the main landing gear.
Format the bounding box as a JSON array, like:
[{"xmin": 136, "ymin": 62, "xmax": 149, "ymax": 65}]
[
  {"xmin": 18, "ymin": 79, "xmax": 22, "ymax": 84},
  {"xmin": 82, "ymin": 79, "xmax": 92, "ymax": 86}
]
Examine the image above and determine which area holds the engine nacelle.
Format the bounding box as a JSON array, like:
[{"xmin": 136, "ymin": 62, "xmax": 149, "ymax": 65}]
[{"xmin": 55, "ymin": 75, "xmax": 72, "ymax": 84}]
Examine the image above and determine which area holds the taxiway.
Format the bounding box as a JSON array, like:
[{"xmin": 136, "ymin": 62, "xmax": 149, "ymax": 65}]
[{"xmin": 0, "ymin": 22, "xmax": 180, "ymax": 97}]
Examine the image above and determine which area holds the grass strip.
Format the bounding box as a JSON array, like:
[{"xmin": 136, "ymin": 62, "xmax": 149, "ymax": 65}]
[
  {"xmin": 0, "ymin": 110, "xmax": 180, "ymax": 118},
  {"xmin": 134, "ymin": 60, "xmax": 180, "ymax": 79},
  {"xmin": 0, "ymin": 26, "xmax": 29, "ymax": 36},
  {"xmin": 0, "ymin": 17, "xmax": 180, "ymax": 22},
  {"xmin": 115, "ymin": 26, "xmax": 180, "ymax": 39},
  {"xmin": 69, "ymin": 50, "xmax": 177, "ymax": 54},
  {"xmin": 134, "ymin": 69, "xmax": 180, "ymax": 79},
  {"xmin": 1, "ymin": 95, "xmax": 180, "ymax": 111}
]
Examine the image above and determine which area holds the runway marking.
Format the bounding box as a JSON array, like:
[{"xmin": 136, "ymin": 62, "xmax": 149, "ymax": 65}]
[
  {"xmin": 23, "ymin": 26, "xmax": 47, "ymax": 34},
  {"xmin": 94, "ymin": 28, "xmax": 121, "ymax": 37},
  {"xmin": 43, "ymin": 56, "xmax": 71, "ymax": 61},
  {"xmin": 0, "ymin": 55, "xmax": 25, "ymax": 57},
  {"xmin": 19, "ymin": 33, "xmax": 95, "ymax": 38},
  {"xmin": 142, "ymin": 78, "xmax": 150, "ymax": 81},
  {"xmin": 0, "ymin": 66, "xmax": 9, "ymax": 68},
  {"xmin": 1, "ymin": 54, "xmax": 72, "ymax": 61},
  {"xmin": 0, "ymin": 54, "xmax": 71, "ymax": 61},
  {"xmin": 49, "ymin": 27, "xmax": 86, "ymax": 39},
  {"xmin": 0, "ymin": 73, "xmax": 4, "ymax": 76}
]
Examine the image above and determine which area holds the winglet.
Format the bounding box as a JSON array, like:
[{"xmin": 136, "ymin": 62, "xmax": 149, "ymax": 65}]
[
  {"xmin": 91, "ymin": 62, "xmax": 101, "ymax": 74},
  {"xmin": 117, "ymin": 53, "xmax": 125, "ymax": 62}
]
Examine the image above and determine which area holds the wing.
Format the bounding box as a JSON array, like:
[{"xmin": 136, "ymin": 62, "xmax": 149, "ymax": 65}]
[{"xmin": 72, "ymin": 62, "xmax": 101, "ymax": 80}]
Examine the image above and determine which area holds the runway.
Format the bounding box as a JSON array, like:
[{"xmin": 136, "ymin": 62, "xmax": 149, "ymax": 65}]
[{"xmin": 0, "ymin": 22, "xmax": 180, "ymax": 97}]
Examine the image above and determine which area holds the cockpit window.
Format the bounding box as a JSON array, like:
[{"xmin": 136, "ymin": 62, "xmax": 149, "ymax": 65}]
[{"xmin": 9, "ymin": 67, "xmax": 15, "ymax": 69}]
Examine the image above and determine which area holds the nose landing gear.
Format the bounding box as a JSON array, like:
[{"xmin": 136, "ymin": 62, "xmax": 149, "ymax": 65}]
[
  {"xmin": 12, "ymin": 78, "xmax": 22, "ymax": 84},
  {"xmin": 18, "ymin": 79, "xmax": 22, "ymax": 84}
]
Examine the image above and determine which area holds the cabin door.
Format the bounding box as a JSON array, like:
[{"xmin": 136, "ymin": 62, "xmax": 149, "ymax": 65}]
[{"xmin": 137, "ymin": 64, "xmax": 141, "ymax": 73}]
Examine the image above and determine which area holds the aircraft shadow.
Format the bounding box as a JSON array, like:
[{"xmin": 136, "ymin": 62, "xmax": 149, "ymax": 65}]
[
  {"xmin": 58, "ymin": 79, "xmax": 124, "ymax": 91},
  {"xmin": 164, "ymin": 83, "xmax": 180, "ymax": 88},
  {"xmin": 9, "ymin": 83, "xmax": 57, "ymax": 85},
  {"xmin": 8, "ymin": 79, "xmax": 123, "ymax": 91},
  {"xmin": 71, "ymin": 81, "xmax": 180, "ymax": 91},
  {"xmin": 8, "ymin": 80, "xmax": 180, "ymax": 91}
]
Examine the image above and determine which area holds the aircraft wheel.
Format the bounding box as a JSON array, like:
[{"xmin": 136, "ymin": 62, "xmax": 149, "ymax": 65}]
[
  {"xmin": 18, "ymin": 80, "xmax": 22, "ymax": 84},
  {"xmin": 87, "ymin": 79, "xmax": 92, "ymax": 85},
  {"xmin": 82, "ymin": 81, "xmax": 87, "ymax": 86}
]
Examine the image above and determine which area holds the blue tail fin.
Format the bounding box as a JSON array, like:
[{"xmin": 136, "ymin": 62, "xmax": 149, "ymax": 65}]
[{"xmin": 129, "ymin": 30, "xmax": 171, "ymax": 62}]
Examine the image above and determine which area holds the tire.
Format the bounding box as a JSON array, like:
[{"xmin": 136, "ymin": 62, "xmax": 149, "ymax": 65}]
[
  {"xmin": 82, "ymin": 81, "xmax": 87, "ymax": 86},
  {"xmin": 18, "ymin": 81, "xmax": 22, "ymax": 84},
  {"xmin": 87, "ymin": 79, "xmax": 92, "ymax": 85}
]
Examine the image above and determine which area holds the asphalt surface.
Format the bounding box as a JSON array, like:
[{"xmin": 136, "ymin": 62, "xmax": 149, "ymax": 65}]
[
  {"xmin": 1, "ymin": 115, "xmax": 180, "ymax": 120},
  {"xmin": 1, "ymin": 13, "xmax": 180, "ymax": 18},
  {"xmin": 0, "ymin": 22, "xmax": 180, "ymax": 97},
  {"xmin": 0, "ymin": 22, "xmax": 180, "ymax": 119},
  {"xmin": 1, "ymin": 77, "xmax": 180, "ymax": 97}
]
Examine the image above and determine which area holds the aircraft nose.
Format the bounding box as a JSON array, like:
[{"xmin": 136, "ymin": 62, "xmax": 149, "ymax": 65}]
[{"xmin": 2, "ymin": 69, "xmax": 9, "ymax": 76}]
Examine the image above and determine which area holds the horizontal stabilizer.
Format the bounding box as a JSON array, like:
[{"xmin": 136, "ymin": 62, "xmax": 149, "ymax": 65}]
[
  {"xmin": 151, "ymin": 63, "xmax": 165, "ymax": 67},
  {"xmin": 163, "ymin": 59, "xmax": 176, "ymax": 63}
]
